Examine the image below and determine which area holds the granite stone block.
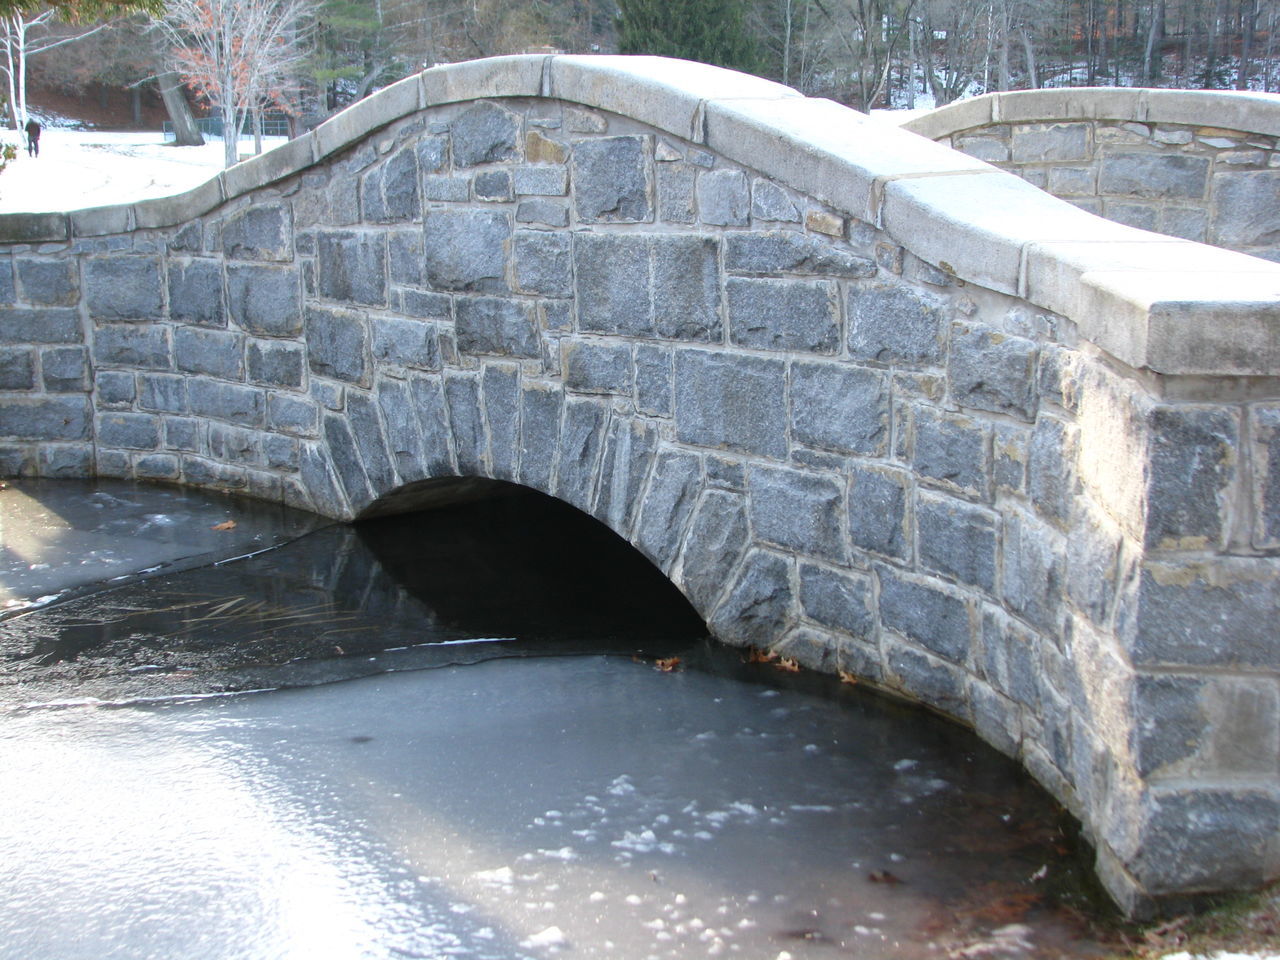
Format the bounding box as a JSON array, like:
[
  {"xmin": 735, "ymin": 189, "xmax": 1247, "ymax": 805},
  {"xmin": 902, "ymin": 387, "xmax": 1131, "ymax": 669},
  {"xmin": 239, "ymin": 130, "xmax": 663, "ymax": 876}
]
[
  {"xmin": 849, "ymin": 283, "xmax": 946, "ymax": 367},
  {"xmin": 799, "ymin": 563, "xmax": 874, "ymax": 640},
  {"xmin": 451, "ymin": 101, "xmax": 520, "ymax": 166},
  {"xmin": 84, "ymin": 257, "xmax": 163, "ymax": 320},
  {"xmin": 514, "ymin": 230, "xmax": 572, "ymax": 297},
  {"xmin": 247, "ymin": 339, "xmax": 305, "ymax": 388},
  {"xmin": 849, "ymin": 463, "xmax": 910, "ymax": 561},
  {"xmin": 16, "ymin": 258, "xmax": 78, "ymax": 306},
  {"xmin": 879, "ymin": 568, "xmax": 971, "ymax": 664},
  {"xmin": 572, "ymin": 136, "xmax": 650, "ymax": 223},
  {"xmin": 708, "ymin": 548, "xmax": 794, "ymax": 649},
  {"xmin": 916, "ymin": 491, "xmax": 998, "ymax": 591},
  {"xmin": 948, "ymin": 322, "xmax": 1038, "ymax": 421},
  {"xmin": 305, "ymin": 305, "xmax": 369, "ymax": 386},
  {"xmin": 456, "ymin": 296, "xmax": 538, "ymax": 358},
  {"xmin": 635, "ymin": 450, "xmax": 703, "ymax": 571},
  {"xmin": 790, "ymin": 360, "xmax": 889, "ymax": 456},
  {"xmin": 424, "ymin": 209, "xmax": 509, "ymax": 292},
  {"xmin": 168, "ymin": 258, "xmax": 225, "ymax": 327},
  {"xmin": 93, "ymin": 324, "xmax": 170, "ymax": 370},
  {"xmin": 518, "ymin": 381, "xmax": 562, "ymax": 492},
  {"xmin": 749, "ymin": 464, "xmax": 847, "ymax": 562},
  {"xmin": 316, "ymin": 230, "xmax": 387, "ymax": 306},
  {"xmin": 563, "ymin": 340, "xmax": 633, "ymax": 395},
  {"xmin": 675, "ymin": 349, "xmax": 787, "ymax": 460},
  {"xmin": 727, "ymin": 277, "xmax": 838, "ymax": 353},
  {"xmin": 697, "ymin": 168, "xmax": 749, "ymax": 226},
  {"xmin": 175, "ymin": 326, "xmax": 243, "ymax": 380},
  {"xmin": 221, "ymin": 204, "xmax": 292, "ymax": 261}
]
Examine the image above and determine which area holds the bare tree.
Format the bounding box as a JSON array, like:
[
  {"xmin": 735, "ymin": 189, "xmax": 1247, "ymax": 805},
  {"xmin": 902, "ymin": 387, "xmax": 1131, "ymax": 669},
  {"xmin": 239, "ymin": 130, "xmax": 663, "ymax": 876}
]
[
  {"xmin": 0, "ymin": 8, "xmax": 114, "ymax": 128},
  {"xmin": 158, "ymin": 0, "xmax": 310, "ymax": 166},
  {"xmin": 811, "ymin": 0, "xmax": 918, "ymax": 109}
]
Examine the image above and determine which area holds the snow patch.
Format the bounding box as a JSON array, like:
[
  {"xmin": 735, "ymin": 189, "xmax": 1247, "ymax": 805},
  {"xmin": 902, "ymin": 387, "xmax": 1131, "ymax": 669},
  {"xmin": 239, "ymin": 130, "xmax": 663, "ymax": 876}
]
[{"xmin": 473, "ymin": 866, "xmax": 515, "ymax": 886}]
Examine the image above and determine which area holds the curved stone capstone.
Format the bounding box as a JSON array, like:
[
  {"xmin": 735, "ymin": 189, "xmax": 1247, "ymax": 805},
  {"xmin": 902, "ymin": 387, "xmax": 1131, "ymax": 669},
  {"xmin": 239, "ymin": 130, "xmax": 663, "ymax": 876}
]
[
  {"xmin": 0, "ymin": 55, "xmax": 1277, "ymax": 915},
  {"xmin": 903, "ymin": 86, "xmax": 1280, "ymax": 263}
]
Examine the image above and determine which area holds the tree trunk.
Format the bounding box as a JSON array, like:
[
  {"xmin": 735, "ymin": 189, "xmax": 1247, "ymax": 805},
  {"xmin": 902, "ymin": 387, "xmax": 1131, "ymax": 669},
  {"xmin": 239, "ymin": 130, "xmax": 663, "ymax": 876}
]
[
  {"xmin": 1238, "ymin": 0, "xmax": 1257, "ymax": 89},
  {"xmin": 130, "ymin": 87, "xmax": 142, "ymax": 126},
  {"xmin": 1142, "ymin": 0, "xmax": 1164, "ymax": 83},
  {"xmin": 13, "ymin": 14, "xmax": 27, "ymax": 128},
  {"xmin": 158, "ymin": 71, "xmax": 203, "ymax": 146},
  {"xmin": 3, "ymin": 20, "xmax": 20, "ymax": 131},
  {"xmin": 1021, "ymin": 28, "xmax": 1038, "ymax": 88}
]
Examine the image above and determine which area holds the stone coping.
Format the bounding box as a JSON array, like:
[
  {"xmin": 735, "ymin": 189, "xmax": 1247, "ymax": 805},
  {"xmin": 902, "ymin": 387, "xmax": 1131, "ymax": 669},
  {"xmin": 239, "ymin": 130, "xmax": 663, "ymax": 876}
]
[
  {"xmin": 899, "ymin": 85, "xmax": 1280, "ymax": 140},
  {"xmin": 1, "ymin": 56, "xmax": 1277, "ymax": 378}
]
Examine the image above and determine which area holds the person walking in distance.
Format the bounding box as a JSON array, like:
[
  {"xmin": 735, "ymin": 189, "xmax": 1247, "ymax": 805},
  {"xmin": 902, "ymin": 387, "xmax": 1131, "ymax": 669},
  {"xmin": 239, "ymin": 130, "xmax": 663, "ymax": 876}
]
[{"xmin": 24, "ymin": 118, "xmax": 40, "ymax": 157}]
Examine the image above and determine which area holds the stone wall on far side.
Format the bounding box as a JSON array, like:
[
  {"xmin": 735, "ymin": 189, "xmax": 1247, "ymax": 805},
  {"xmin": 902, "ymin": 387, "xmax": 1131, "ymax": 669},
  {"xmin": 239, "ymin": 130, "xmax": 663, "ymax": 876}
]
[{"xmin": 903, "ymin": 87, "xmax": 1280, "ymax": 260}]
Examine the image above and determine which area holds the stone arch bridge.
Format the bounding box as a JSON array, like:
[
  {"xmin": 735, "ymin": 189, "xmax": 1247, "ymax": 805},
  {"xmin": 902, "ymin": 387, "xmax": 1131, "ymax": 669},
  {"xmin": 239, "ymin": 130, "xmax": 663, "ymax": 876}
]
[{"xmin": 1, "ymin": 57, "xmax": 1278, "ymax": 915}]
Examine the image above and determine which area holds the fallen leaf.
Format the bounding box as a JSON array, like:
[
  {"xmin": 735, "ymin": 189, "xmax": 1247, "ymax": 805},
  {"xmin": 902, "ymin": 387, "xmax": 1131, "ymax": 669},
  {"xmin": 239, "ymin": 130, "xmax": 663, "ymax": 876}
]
[
  {"xmin": 776, "ymin": 657, "xmax": 800, "ymax": 672},
  {"xmin": 211, "ymin": 519, "xmax": 237, "ymax": 531},
  {"xmin": 655, "ymin": 656, "xmax": 682, "ymax": 672},
  {"xmin": 745, "ymin": 647, "xmax": 777, "ymax": 664},
  {"xmin": 838, "ymin": 670, "xmax": 859, "ymax": 686},
  {"xmin": 868, "ymin": 870, "xmax": 904, "ymax": 885}
]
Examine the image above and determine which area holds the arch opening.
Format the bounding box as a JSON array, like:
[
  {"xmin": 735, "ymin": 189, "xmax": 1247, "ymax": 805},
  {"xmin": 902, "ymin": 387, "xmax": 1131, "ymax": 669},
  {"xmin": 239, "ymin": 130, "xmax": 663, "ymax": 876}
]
[{"xmin": 355, "ymin": 479, "xmax": 708, "ymax": 656}]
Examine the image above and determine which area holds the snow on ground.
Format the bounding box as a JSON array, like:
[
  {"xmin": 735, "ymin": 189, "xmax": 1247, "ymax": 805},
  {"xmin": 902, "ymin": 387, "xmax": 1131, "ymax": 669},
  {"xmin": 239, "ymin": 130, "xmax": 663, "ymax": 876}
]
[{"xmin": 0, "ymin": 128, "xmax": 287, "ymax": 213}]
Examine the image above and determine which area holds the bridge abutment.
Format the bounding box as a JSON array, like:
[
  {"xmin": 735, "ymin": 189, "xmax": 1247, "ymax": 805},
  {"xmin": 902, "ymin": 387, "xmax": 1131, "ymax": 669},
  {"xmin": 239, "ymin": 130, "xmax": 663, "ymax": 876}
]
[{"xmin": 1, "ymin": 57, "xmax": 1277, "ymax": 915}]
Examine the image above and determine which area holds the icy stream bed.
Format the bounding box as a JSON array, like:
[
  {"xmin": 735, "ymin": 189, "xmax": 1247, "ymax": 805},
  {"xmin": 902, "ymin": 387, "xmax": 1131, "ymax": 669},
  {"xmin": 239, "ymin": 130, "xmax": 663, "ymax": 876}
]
[
  {"xmin": 1, "ymin": 655, "xmax": 1109, "ymax": 960},
  {"xmin": 0, "ymin": 480, "xmax": 1115, "ymax": 958}
]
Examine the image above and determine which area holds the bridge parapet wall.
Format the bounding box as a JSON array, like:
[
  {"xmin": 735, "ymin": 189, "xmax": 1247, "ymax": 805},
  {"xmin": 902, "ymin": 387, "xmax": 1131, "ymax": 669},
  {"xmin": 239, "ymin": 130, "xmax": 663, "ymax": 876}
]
[
  {"xmin": 0, "ymin": 57, "xmax": 1277, "ymax": 914},
  {"xmin": 904, "ymin": 87, "xmax": 1280, "ymax": 260}
]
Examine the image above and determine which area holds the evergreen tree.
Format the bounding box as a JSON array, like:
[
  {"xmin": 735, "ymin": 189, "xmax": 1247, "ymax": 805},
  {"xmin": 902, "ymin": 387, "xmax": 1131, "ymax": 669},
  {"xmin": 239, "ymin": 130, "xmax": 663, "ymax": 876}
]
[{"xmin": 617, "ymin": 0, "xmax": 761, "ymax": 73}]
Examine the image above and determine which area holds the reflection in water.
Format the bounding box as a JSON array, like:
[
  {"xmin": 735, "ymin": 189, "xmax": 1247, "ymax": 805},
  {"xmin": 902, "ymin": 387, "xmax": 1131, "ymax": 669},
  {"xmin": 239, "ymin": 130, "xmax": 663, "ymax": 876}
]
[
  {"xmin": 1, "ymin": 489, "xmax": 704, "ymax": 703},
  {"xmin": 0, "ymin": 484, "xmax": 1116, "ymax": 958}
]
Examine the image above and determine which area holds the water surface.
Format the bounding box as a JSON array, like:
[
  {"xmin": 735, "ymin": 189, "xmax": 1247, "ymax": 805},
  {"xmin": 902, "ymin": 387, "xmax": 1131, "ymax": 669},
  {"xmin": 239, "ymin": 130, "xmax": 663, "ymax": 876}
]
[{"xmin": 0, "ymin": 480, "xmax": 1115, "ymax": 958}]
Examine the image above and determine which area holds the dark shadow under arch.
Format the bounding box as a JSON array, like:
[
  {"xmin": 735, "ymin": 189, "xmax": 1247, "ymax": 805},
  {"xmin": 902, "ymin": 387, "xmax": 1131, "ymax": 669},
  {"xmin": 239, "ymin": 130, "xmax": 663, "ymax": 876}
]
[{"xmin": 355, "ymin": 479, "xmax": 708, "ymax": 653}]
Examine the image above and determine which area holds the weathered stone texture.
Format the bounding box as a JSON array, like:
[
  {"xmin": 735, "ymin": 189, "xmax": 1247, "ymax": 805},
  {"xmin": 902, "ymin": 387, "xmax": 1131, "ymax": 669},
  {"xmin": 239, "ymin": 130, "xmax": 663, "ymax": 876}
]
[
  {"xmin": 482, "ymin": 364, "xmax": 520, "ymax": 481},
  {"xmin": 456, "ymin": 296, "xmax": 538, "ymax": 358},
  {"xmin": 709, "ymin": 549, "xmax": 794, "ymax": 648},
  {"xmin": 221, "ymin": 204, "xmax": 292, "ymax": 261},
  {"xmin": 635, "ymin": 450, "xmax": 702, "ymax": 571},
  {"xmin": 316, "ymin": 231, "xmax": 387, "ymax": 306},
  {"xmin": 451, "ymin": 101, "xmax": 520, "ymax": 167},
  {"xmin": 697, "ymin": 169, "xmax": 749, "ymax": 226},
  {"xmin": 2, "ymin": 87, "xmax": 1276, "ymax": 917},
  {"xmin": 305, "ymin": 305, "xmax": 369, "ymax": 385},
  {"xmin": 17, "ymin": 258, "xmax": 78, "ymax": 306},
  {"xmin": 572, "ymin": 136, "xmax": 650, "ymax": 223},
  {"xmin": 948, "ymin": 323, "xmax": 1038, "ymax": 420},
  {"xmin": 563, "ymin": 340, "xmax": 632, "ymax": 395},
  {"xmin": 790, "ymin": 361, "xmax": 889, "ymax": 456},
  {"xmin": 1011, "ymin": 123, "xmax": 1090, "ymax": 163},
  {"xmin": 675, "ymin": 350, "xmax": 787, "ymax": 459},
  {"xmin": 424, "ymin": 209, "xmax": 509, "ymax": 292},
  {"xmin": 679, "ymin": 489, "xmax": 750, "ymax": 614},
  {"xmin": 514, "ymin": 230, "xmax": 571, "ymax": 297},
  {"xmin": 94, "ymin": 324, "xmax": 170, "ymax": 370},
  {"xmin": 227, "ymin": 264, "xmax": 302, "ymax": 337},
  {"xmin": 748, "ymin": 465, "xmax": 846, "ymax": 562},
  {"xmin": 849, "ymin": 283, "xmax": 946, "ymax": 366},
  {"xmin": 84, "ymin": 257, "xmax": 163, "ymax": 320},
  {"xmin": 879, "ymin": 568, "xmax": 971, "ymax": 664},
  {"xmin": 175, "ymin": 326, "xmax": 244, "ymax": 380},
  {"xmin": 726, "ymin": 278, "xmax": 838, "ymax": 353}
]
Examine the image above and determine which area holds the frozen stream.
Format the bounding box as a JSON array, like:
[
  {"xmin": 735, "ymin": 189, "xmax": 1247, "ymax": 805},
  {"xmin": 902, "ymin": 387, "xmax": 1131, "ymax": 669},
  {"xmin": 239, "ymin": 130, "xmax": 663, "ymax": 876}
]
[{"xmin": 0, "ymin": 480, "xmax": 1114, "ymax": 958}]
